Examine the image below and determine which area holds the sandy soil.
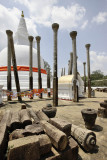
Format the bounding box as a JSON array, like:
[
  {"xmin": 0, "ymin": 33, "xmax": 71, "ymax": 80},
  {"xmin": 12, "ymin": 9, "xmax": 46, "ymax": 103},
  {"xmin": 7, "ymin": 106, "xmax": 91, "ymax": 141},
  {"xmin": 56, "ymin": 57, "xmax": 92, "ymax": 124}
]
[{"xmin": 0, "ymin": 91, "xmax": 107, "ymax": 160}]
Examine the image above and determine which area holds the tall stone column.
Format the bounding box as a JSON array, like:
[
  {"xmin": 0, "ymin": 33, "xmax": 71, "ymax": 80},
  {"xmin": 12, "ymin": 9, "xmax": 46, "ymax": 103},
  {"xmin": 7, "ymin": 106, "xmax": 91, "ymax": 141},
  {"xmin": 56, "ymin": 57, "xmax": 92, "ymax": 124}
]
[
  {"xmin": 8, "ymin": 30, "xmax": 22, "ymax": 101},
  {"xmin": 6, "ymin": 30, "xmax": 12, "ymax": 101},
  {"xmin": 47, "ymin": 67, "xmax": 51, "ymax": 97},
  {"xmin": 83, "ymin": 62, "xmax": 86, "ymax": 92},
  {"xmin": 28, "ymin": 36, "xmax": 34, "ymax": 99},
  {"xmin": 68, "ymin": 60, "xmax": 70, "ymax": 75},
  {"xmin": 69, "ymin": 52, "xmax": 73, "ymax": 75},
  {"xmin": 52, "ymin": 23, "xmax": 59, "ymax": 106},
  {"xmin": 61, "ymin": 68, "xmax": 63, "ymax": 76},
  {"xmin": 36, "ymin": 36, "xmax": 42, "ymax": 98},
  {"xmin": 70, "ymin": 31, "xmax": 78, "ymax": 102},
  {"xmin": 85, "ymin": 44, "xmax": 91, "ymax": 98},
  {"xmin": 64, "ymin": 67, "xmax": 65, "ymax": 75}
]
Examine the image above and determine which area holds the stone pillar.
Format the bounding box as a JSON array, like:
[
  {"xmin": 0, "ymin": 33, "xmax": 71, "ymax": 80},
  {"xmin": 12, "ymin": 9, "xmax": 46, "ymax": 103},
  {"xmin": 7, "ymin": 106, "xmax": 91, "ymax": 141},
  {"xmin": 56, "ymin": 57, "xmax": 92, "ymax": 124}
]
[
  {"xmin": 47, "ymin": 67, "xmax": 51, "ymax": 97},
  {"xmin": 83, "ymin": 62, "xmax": 86, "ymax": 92},
  {"xmin": 68, "ymin": 60, "xmax": 70, "ymax": 75},
  {"xmin": 64, "ymin": 67, "xmax": 65, "ymax": 75},
  {"xmin": 28, "ymin": 36, "xmax": 34, "ymax": 99},
  {"xmin": 52, "ymin": 23, "xmax": 59, "ymax": 106},
  {"xmin": 61, "ymin": 68, "xmax": 63, "ymax": 76},
  {"xmin": 8, "ymin": 30, "xmax": 22, "ymax": 101},
  {"xmin": 69, "ymin": 52, "xmax": 73, "ymax": 75},
  {"xmin": 36, "ymin": 36, "xmax": 42, "ymax": 98},
  {"xmin": 6, "ymin": 30, "xmax": 12, "ymax": 101},
  {"xmin": 70, "ymin": 31, "xmax": 78, "ymax": 102},
  {"xmin": 85, "ymin": 44, "xmax": 91, "ymax": 98}
]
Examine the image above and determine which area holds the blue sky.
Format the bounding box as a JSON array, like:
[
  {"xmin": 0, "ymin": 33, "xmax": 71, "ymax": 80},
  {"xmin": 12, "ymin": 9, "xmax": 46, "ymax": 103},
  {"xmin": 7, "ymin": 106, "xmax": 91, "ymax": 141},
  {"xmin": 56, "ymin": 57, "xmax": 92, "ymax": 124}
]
[{"xmin": 0, "ymin": 0, "xmax": 107, "ymax": 76}]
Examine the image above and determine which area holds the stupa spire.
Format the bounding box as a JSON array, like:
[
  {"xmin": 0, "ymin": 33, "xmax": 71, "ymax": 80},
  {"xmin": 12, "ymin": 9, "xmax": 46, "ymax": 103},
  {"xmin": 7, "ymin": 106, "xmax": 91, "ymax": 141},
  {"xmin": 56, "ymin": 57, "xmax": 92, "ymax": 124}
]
[{"xmin": 21, "ymin": 11, "xmax": 24, "ymax": 17}]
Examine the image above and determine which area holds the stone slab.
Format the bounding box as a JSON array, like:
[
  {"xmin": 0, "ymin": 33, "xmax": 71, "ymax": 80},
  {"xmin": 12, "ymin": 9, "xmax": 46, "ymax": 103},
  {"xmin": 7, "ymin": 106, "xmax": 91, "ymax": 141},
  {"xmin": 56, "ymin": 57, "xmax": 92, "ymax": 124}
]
[{"xmin": 7, "ymin": 135, "xmax": 40, "ymax": 160}]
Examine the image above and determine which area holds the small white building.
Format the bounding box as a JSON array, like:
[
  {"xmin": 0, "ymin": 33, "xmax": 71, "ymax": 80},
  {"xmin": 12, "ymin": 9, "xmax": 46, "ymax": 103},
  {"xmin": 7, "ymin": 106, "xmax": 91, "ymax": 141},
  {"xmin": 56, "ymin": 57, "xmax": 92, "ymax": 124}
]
[{"xmin": 58, "ymin": 74, "xmax": 84, "ymax": 100}]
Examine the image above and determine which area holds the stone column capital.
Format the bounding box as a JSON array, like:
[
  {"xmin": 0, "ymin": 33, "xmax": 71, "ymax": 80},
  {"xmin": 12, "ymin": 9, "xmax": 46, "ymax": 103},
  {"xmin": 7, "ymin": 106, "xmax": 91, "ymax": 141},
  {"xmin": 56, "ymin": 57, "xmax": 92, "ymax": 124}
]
[
  {"xmin": 52, "ymin": 23, "xmax": 59, "ymax": 32},
  {"xmin": 28, "ymin": 36, "xmax": 34, "ymax": 42},
  {"xmin": 70, "ymin": 31, "xmax": 77, "ymax": 39},
  {"xmin": 83, "ymin": 62, "xmax": 86, "ymax": 65},
  {"xmin": 6, "ymin": 30, "xmax": 13, "ymax": 36},
  {"xmin": 85, "ymin": 44, "xmax": 91, "ymax": 49},
  {"xmin": 35, "ymin": 36, "xmax": 41, "ymax": 42}
]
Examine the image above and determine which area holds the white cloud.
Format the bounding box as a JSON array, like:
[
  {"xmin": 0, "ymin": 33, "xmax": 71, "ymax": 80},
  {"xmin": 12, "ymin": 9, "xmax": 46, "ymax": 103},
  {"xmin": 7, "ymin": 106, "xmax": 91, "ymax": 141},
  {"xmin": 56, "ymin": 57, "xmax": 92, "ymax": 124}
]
[
  {"xmin": 81, "ymin": 20, "xmax": 88, "ymax": 29},
  {"xmin": 14, "ymin": 0, "xmax": 86, "ymax": 30},
  {"xmin": 0, "ymin": 4, "xmax": 38, "ymax": 51},
  {"xmin": 92, "ymin": 12, "xmax": 107, "ymax": 24},
  {"xmin": 90, "ymin": 51, "xmax": 107, "ymax": 75}
]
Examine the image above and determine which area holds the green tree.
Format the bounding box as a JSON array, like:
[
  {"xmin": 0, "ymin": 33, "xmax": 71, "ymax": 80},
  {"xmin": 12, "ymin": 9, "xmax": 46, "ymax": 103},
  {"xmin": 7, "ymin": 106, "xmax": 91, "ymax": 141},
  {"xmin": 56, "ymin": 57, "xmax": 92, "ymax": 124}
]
[{"xmin": 91, "ymin": 70, "xmax": 104, "ymax": 80}]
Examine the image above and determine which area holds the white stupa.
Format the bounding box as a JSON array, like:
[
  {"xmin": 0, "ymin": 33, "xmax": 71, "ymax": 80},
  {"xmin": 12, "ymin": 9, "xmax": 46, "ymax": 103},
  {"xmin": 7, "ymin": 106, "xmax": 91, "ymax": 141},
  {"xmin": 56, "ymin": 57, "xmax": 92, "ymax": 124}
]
[{"xmin": 0, "ymin": 11, "xmax": 48, "ymax": 91}]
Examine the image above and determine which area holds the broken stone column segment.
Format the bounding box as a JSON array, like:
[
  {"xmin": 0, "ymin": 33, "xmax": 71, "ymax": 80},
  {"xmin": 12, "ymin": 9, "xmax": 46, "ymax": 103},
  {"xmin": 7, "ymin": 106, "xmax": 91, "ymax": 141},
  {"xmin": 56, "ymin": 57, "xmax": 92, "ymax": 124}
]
[
  {"xmin": 71, "ymin": 124, "xmax": 96, "ymax": 151},
  {"xmin": 40, "ymin": 120, "xmax": 68, "ymax": 151}
]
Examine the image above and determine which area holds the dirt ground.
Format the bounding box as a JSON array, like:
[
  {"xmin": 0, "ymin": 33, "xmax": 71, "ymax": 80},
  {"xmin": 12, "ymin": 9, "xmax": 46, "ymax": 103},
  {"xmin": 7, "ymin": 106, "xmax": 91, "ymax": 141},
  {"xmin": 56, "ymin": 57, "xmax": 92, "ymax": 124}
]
[{"xmin": 0, "ymin": 91, "xmax": 107, "ymax": 160}]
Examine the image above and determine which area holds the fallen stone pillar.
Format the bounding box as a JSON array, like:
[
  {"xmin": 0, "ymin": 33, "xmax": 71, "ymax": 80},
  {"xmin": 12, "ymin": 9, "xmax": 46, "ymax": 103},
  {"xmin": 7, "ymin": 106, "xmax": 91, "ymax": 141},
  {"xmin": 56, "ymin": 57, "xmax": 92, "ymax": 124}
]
[
  {"xmin": 52, "ymin": 23, "xmax": 59, "ymax": 107},
  {"xmin": 41, "ymin": 121, "xmax": 68, "ymax": 151},
  {"xmin": 49, "ymin": 118, "xmax": 71, "ymax": 136},
  {"xmin": 36, "ymin": 110, "xmax": 49, "ymax": 121},
  {"xmin": 71, "ymin": 124, "xmax": 96, "ymax": 151},
  {"xmin": 25, "ymin": 123, "xmax": 44, "ymax": 135},
  {"xmin": 7, "ymin": 135, "xmax": 40, "ymax": 160},
  {"xmin": 19, "ymin": 109, "xmax": 32, "ymax": 128},
  {"xmin": 46, "ymin": 137, "xmax": 78, "ymax": 160},
  {"xmin": 36, "ymin": 36, "xmax": 42, "ymax": 99},
  {"xmin": 10, "ymin": 111, "xmax": 21, "ymax": 131},
  {"xmin": 28, "ymin": 36, "xmax": 34, "ymax": 99},
  {"xmin": 0, "ymin": 110, "xmax": 12, "ymax": 160},
  {"xmin": 27, "ymin": 108, "xmax": 39, "ymax": 123},
  {"xmin": 85, "ymin": 44, "xmax": 91, "ymax": 98}
]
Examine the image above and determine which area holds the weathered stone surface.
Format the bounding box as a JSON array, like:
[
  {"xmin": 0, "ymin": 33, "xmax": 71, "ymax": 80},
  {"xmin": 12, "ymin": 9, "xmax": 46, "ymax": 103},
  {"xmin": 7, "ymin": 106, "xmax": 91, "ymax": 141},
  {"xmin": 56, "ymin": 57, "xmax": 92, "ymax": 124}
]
[
  {"xmin": 98, "ymin": 108, "xmax": 107, "ymax": 118},
  {"xmin": 0, "ymin": 110, "xmax": 12, "ymax": 160},
  {"xmin": 25, "ymin": 123, "xmax": 44, "ymax": 135},
  {"xmin": 41, "ymin": 120, "xmax": 68, "ymax": 151},
  {"xmin": 10, "ymin": 111, "xmax": 22, "ymax": 131},
  {"xmin": 19, "ymin": 109, "xmax": 32, "ymax": 128},
  {"xmin": 81, "ymin": 108, "xmax": 97, "ymax": 129},
  {"xmin": 7, "ymin": 135, "xmax": 40, "ymax": 160},
  {"xmin": 21, "ymin": 104, "xmax": 26, "ymax": 109},
  {"xmin": 39, "ymin": 134, "xmax": 52, "ymax": 156},
  {"xmin": 27, "ymin": 108, "xmax": 39, "ymax": 123},
  {"xmin": 9, "ymin": 129, "xmax": 25, "ymax": 141},
  {"xmin": 36, "ymin": 110, "xmax": 49, "ymax": 121},
  {"xmin": 100, "ymin": 102, "xmax": 107, "ymax": 109},
  {"xmin": 46, "ymin": 137, "xmax": 78, "ymax": 160},
  {"xmin": 71, "ymin": 124, "xmax": 96, "ymax": 151},
  {"xmin": 49, "ymin": 118, "xmax": 71, "ymax": 136},
  {"xmin": 42, "ymin": 105, "xmax": 57, "ymax": 118}
]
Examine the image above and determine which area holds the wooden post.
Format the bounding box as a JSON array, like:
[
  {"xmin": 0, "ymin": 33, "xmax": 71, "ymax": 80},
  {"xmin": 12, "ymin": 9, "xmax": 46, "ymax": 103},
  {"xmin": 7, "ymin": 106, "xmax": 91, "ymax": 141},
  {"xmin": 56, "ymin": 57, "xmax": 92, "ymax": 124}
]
[
  {"xmin": 28, "ymin": 36, "xmax": 34, "ymax": 99},
  {"xmin": 9, "ymin": 30, "xmax": 22, "ymax": 101},
  {"xmin": 6, "ymin": 30, "xmax": 12, "ymax": 101},
  {"xmin": 36, "ymin": 36, "xmax": 42, "ymax": 99},
  {"xmin": 52, "ymin": 23, "xmax": 59, "ymax": 107}
]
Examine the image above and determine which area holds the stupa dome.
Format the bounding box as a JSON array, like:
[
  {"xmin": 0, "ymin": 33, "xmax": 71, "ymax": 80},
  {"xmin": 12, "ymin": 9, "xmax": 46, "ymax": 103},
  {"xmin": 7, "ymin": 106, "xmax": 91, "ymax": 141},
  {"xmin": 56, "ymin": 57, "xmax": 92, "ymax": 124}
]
[{"xmin": 0, "ymin": 11, "xmax": 48, "ymax": 90}]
